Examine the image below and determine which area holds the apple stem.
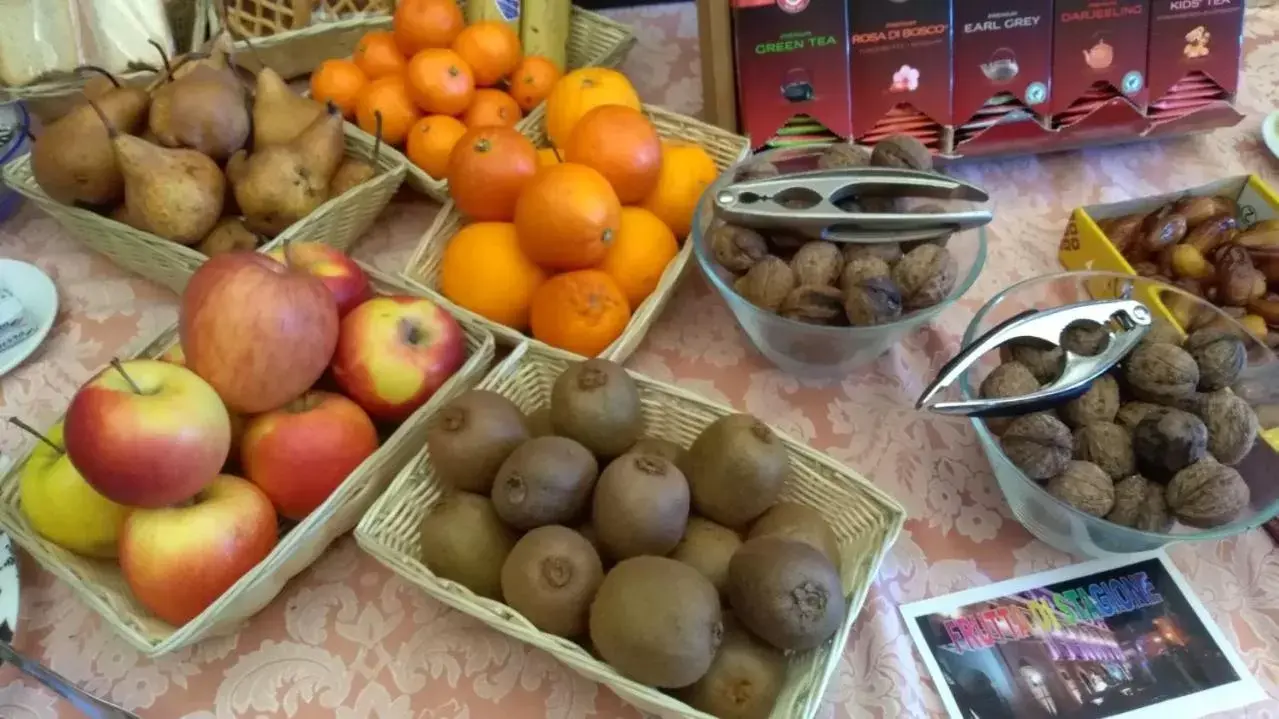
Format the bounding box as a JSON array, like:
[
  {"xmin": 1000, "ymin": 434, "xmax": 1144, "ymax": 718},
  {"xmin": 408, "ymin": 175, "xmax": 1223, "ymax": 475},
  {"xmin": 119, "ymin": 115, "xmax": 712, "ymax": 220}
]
[
  {"xmin": 109, "ymin": 358, "xmax": 144, "ymax": 395},
  {"xmin": 399, "ymin": 318, "xmax": 423, "ymax": 346},
  {"xmin": 7, "ymin": 418, "xmax": 62, "ymax": 453},
  {"xmin": 280, "ymin": 236, "xmax": 292, "ymax": 269}
]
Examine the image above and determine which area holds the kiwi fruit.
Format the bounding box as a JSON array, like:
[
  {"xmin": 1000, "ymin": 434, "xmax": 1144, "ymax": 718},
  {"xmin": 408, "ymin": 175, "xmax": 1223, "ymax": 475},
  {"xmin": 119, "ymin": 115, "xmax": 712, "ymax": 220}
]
[
  {"xmin": 671, "ymin": 516, "xmax": 742, "ymax": 599},
  {"xmin": 748, "ymin": 502, "xmax": 841, "ymax": 568},
  {"xmin": 577, "ymin": 521, "xmax": 607, "ymax": 563},
  {"xmin": 418, "ymin": 492, "xmax": 518, "ymax": 600},
  {"xmin": 589, "ymin": 556, "xmax": 723, "ymax": 688},
  {"xmin": 500, "ymin": 525, "xmax": 604, "ymax": 638},
  {"xmin": 728, "ymin": 537, "xmax": 846, "ymax": 651},
  {"xmin": 591, "ymin": 453, "xmax": 690, "ymax": 560},
  {"xmin": 628, "ymin": 436, "xmax": 687, "ymax": 465},
  {"xmin": 426, "ymin": 390, "xmax": 530, "ymax": 493},
  {"xmin": 527, "ymin": 405, "xmax": 554, "ymax": 438},
  {"xmin": 491, "ymin": 436, "xmax": 599, "ymax": 530},
  {"xmin": 678, "ymin": 615, "xmax": 787, "ymax": 719},
  {"xmin": 684, "ymin": 414, "xmax": 789, "ymax": 528},
  {"xmin": 551, "ymin": 359, "xmax": 644, "ymax": 458}
]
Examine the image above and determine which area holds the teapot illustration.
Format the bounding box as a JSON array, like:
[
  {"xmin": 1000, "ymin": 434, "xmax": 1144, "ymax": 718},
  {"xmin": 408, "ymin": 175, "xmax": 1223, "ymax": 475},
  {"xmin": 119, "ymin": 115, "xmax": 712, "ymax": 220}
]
[
  {"xmin": 781, "ymin": 67, "xmax": 814, "ymax": 102},
  {"xmin": 981, "ymin": 48, "xmax": 1020, "ymax": 83},
  {"xmin": 1084, "ymin": 37, "xmax": 1113, "ymax": 70}
]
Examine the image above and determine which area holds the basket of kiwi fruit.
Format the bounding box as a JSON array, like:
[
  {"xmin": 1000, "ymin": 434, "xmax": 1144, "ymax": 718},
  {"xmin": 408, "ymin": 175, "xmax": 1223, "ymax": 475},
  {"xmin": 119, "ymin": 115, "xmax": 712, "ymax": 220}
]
[{"xmin": 354, "ymin": 341, "xmax": 906, "ymax": 719}]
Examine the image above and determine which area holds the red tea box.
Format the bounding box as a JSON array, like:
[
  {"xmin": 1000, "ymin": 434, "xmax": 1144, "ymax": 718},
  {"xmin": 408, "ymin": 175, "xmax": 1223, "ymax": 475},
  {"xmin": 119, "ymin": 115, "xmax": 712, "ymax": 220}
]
[
  {"xmin": 953, "ymin": 0, "xmax": 1054, "ymax": 124},
  {"xmin": 732, "ymin": 0, "xmax": 852, "ymax": 147},
  {"xmin": 1147, "ymin": 0, "xmax": 1244, "ymax": 100},
  {"xmin": 848, "ymin": 0, "xmax": 953, "ymax": 139},
  {"xmin": 1050, "ymin": 0, "xmax": 1152, "ymax": 116}
]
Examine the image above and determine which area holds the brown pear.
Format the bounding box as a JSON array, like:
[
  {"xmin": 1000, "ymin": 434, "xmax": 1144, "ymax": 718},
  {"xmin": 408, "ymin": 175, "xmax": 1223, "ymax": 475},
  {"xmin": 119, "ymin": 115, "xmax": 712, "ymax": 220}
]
[
  {"xmin": 233, "ymin": 103, "xmax": 346, "ymax": 237},
  {"xmin": 197, "ymin": 217, "xmax": 260, "ymax": 256},
  {"xmin": 329, "ymin": 111, "xmax": 381, "ymax": 198},
  {"xmin": 86, "ymin": 99, "xmax": 225, "ymax": 245},
  {"xmin": 252, "ymin": 66, "xmax": 325, "ymax": 148},
  {"xmin": 30, "ymin": 68, "xmax": 149, "ymax": 207},
  {"xmin": 150, "ymin": 62, "xmax": 249, "ymax": 161}
]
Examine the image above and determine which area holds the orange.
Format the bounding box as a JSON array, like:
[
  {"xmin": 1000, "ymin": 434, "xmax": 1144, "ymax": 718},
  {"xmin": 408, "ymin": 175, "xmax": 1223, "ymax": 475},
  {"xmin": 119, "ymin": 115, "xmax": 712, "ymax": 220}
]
[
  {"xmin": 597, "ymin": 207, "xmax": 679, "ymax": 308},
  {"xmin": 451, "ymin": 21, "xmax": 523, "ymax": 87},
  {"xmin": 356, "ymin": 75, "xmax": 422, "ymax": 145},
  {"xmin": 353, "ymin": 31, "xmax": 407, "ymax": 80},
  {"xmin": 405, "ymin": 114, "xmax": 468, "ymax": 179},
  {"xmin": 536, "ymin": 147, "xmax": 562, "ymax": 168},
  {"xmin": 394, "ymin": 0, "xmax": 464, "ymax": 55},
  {"xmin": 640, "ymin": 142, "xmax": 718, "ymax": 238},
  {"xmin": 406, "ymin": 48, "xmax": 476, "ymax": 116},
  {"xmin": 563, "ymin": 105, "xmax": 662, "ymax": 204},
  {"xmin": 462, "ymin": 88, "xmax": 522, "ymax": 128},
  {"xmin": 529, "ymin": 270, "xmax": 631, "ymax": 357},
  {"xmin": 447, "ymin": 126, "xmax": 539, "ymax": 221},
  {"xmin": 508, "ymin": 55, "xmax": 561, "ymax": 112},
  {"xmin": 440, "ymin": 222, "xmax": 547, "ymax": 330},
  {"xmin": 310, "ymin": 59, "xmax": 368, "ymax": 119},
  {"xmin": 544, "ymin": 68, "xmax": 641, "ymax": 149},
  {"xmin": 515, "ymin": 163, "xmax": 621, "ymax": 271}
]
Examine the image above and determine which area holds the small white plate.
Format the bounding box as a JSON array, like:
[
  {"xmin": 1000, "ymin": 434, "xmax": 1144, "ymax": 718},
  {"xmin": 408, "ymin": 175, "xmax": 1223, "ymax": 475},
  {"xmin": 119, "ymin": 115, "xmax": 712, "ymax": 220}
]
[
  {"xmin": 1263, "ymin": 111, "xmax": 1279, "ymax": 161},
  {"xmin": 0, "ymin": 260, "xmax": 57, "ymax": 378},
  {"xmin": 0, "ymin": 532, "xmax": 16, "ymax": 643}
]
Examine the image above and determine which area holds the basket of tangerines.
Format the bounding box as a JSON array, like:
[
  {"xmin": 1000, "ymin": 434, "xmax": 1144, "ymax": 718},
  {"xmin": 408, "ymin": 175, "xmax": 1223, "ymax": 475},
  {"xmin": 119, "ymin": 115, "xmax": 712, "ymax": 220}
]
[
  {"xmin": 298, "ymin": 0, "xmax": 636, "ymax": 200},
  {"xmin": 402, "ymin": 69, "xmax": 751, "ymax": 361}
]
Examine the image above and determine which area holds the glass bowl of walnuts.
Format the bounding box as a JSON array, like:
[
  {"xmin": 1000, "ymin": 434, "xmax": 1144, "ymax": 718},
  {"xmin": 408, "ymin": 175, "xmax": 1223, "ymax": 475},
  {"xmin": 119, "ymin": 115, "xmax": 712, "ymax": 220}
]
[
  {"xmin": 958, "ymin": 270, "xmax": 1279, "ymax": 557},
  {"xmin": 690, "ymin": 140, "xmax": 988, "ymax": 377}
]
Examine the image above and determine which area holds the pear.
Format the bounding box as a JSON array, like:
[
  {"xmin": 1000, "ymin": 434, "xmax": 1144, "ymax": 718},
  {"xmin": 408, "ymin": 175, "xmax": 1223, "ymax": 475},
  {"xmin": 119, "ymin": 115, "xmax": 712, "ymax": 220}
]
[
  {"xmin": 30, "ymin": 67, "xmax": 149, "ymax": 207},
  {"xmin": 252, "ymin": 66, "xmax": 325, "ymax": 148},
  {"xmin": 329, "ymin": 110, "xmax": 381, "ymax": 198},
  {"xmin": 197, "ymin": 217, "xmax": 260, "ymax": 256},
  {"xmin": 148, "ymin": 37, "xmax": 249, "ymax": 161},
  {"xmin": 86, "ymin": 98, "xmax": 225, "ymax": 245},
  {"xmin": 233, "ymin": 103, "xmax": 346, "ymax": 237}
]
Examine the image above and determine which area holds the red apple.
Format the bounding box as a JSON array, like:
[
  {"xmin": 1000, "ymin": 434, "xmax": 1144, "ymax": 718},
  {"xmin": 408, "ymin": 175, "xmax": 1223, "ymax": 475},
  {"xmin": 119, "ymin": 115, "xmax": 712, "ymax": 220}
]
[
  {"xmin": 265, "ymin": 241, "xmax": 372, "ymax": 317},
  {"xmin": 241, "ymin": 391, "xmax": 379, "ymax": 520},
  {"xmin": 64, "ymin": 359, "xmax": 231, "ymax": 508},
  {"xmin": 331, "ymin": 295, "xmax": 467, "ymax": 422},
  {"xmin": 119, "ymin": 475, "xmax": 277, "ymax": 626},
  {"xmin": 180, "ymin": 251, "xmax": 339, "ymax": 415}
]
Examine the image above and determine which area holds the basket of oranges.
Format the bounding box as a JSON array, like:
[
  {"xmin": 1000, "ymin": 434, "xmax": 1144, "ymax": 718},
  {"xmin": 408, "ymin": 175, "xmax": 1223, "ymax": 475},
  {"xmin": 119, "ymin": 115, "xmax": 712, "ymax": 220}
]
[
  {"xmin": 402, "ymin": 69, "xmax": 750, "ymax": 361},
  {"xmin": 292, "ymin": 0, "xmax": 636, "ymax": 201}
]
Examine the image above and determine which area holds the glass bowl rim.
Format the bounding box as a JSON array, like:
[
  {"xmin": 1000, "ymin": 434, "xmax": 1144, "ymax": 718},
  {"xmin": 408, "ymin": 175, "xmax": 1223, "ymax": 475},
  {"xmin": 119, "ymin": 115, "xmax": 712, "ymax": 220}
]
[{"xmin": 0, "ymin": 101, "xmax": 30, "ymax": 167}]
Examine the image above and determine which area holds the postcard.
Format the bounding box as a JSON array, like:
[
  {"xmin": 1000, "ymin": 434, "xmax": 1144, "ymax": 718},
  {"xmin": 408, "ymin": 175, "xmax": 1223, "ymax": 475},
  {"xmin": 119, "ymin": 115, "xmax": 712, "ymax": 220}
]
[{"xmin": 901, "ymin": 550, "xmax": 1265, "ymax": 719}]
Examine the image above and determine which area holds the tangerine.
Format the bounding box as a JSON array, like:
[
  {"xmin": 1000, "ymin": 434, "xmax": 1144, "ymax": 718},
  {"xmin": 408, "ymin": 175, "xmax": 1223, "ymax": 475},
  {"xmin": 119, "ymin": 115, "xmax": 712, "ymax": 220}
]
[
  {"xmin": 515, "ymin": 162, "xmax": 621, "ymax": 271},
  {"xmin": 356, "ymin": 75, "xmax": 422, "ymax": 145},
  {"xmin": 440, "ymin": 222, "xmax": 547, "ymax": 330},
  {"xmin": 462, "ymin": 88, "xmax": 522, "ymax": 128},
  {"xmin": 544, "ymin": 68, "xmax": 641, "ymax": 149},
  {"xmin": 639, "ymin": 142, "xmax": 718, "ymax": 238},
  {"xmin": 353, "ymin": 31, "xmax": 406, "ymax": 80},
  {"xmin": 529, "ymin": 270, "xmax": 631, "ymax": 357},
  {"xmin": 405, "ymin": 114, "xmax": 468, "ymax": 179},
  {"xmin": 597, "ymin": 207, "xmax": 679, "ymax": 308},
  {"xmin": 406, "ymin": 48, "xmax": 476, "ymax": 116},
  {"xmin": 393, "ymin": 0, "xmax": 465, "ymax": 55},
  {"xmin": 536, "ymin": 147, "xmax": 562, "ymax": 168},
  {"xmin": 451, "ymin": 21, "xmax": 523, "ymax": 87},
  {"xmin": 447, "ymin": 126, "xmax": 539, "ymax": 221},
  {"xmin": 508, "ymin": 55, "xmax": 561, "ymax": 112},
  {"xmin": 563, "ymin": 105, "xmax": 661, "ymax": 204},
  {"xmin": 310, "ymin": 59, "xmax": 368, "ymax": 119}
]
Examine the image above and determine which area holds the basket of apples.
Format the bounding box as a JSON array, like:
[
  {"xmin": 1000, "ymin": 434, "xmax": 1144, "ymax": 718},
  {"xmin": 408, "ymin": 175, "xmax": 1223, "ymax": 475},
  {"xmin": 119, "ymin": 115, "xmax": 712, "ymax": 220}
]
[{"xmin": 0, "ymin": 243, "xmax": 495, "ymax": 655}]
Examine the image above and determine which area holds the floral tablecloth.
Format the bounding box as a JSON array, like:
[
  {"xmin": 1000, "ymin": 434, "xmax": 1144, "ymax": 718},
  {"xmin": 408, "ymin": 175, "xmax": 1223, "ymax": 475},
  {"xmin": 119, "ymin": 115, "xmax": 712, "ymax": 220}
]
[{"xmin": 2, "ymin": 5, "xmax": 1279, "ymax": 718}]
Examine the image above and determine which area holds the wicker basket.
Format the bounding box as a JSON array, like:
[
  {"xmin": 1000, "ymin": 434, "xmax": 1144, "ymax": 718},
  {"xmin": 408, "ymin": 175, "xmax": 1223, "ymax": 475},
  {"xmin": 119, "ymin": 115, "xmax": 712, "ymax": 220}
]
[
  {"xmin": 401, "ymin": 104, "xmax": 750, "ymax": 361},
  {"xmin": 2, "ymin": 123, "xmax": 406, "ymax": 295},
  {"xmin": 355, "ymin": 341, "xmax": 906, "ymax": 719},
  {"xmin": 0, "ymin": 268, "xmax": 495, "ymax": 656}
]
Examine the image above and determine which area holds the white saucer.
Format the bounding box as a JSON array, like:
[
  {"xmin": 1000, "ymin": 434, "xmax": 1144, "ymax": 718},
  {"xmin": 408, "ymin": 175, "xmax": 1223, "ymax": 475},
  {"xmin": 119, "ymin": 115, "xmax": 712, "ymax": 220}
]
[
  {"xmin": 0, "ymin": 259, "xmax": 57, "ymax": 377},
  {"xmin": 1263, "ymin": 111, "xmax": 1279, "ymax": 161},
  {"xmin": 0, "ymin": 532, "xmax": 16, "ymax": 643}
]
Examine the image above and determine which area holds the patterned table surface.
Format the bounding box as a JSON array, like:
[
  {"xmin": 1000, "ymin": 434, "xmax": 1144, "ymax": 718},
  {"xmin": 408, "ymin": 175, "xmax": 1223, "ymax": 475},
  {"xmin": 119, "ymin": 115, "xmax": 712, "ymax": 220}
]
[{"xmin": 3, "ymin": 5, "xmax": 1279, "ymax": 718}]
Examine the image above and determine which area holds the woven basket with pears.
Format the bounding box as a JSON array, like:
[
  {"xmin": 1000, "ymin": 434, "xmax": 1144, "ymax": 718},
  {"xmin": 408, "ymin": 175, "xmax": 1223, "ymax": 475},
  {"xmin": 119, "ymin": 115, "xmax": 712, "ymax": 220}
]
[{"xmin": 2, "ymin": 37, "xmax": 406, "ymax": 295}]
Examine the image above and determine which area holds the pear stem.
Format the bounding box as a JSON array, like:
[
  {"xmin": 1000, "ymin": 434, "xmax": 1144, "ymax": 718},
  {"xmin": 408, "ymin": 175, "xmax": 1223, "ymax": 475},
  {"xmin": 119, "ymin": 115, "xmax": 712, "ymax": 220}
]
[
  {"xmin": 109, "ymin": 358, "xmax": 144, "ymax": 395},
  {"xmin": 369, "ymin": 111, "xmax": 383, "ymax": 167},
  {"xmin": 165, "ymin": 52, "xmax": 209, "ymax": 83},
  {"xmin": 75, "ymin": 65, "xmax": 121, "ymax": 88},
  {"xmin": 233, "ymin": 27, "xmax": 268, "ymax": 70},
  {"xmin": 7, "ymin": 418, "xmax": 62, "ymax": 454},
  {"xmin": 82, "ymin": 96, "xmax": 118, "ymax": 138},
  {"xmin": 147, "ymin": 40, "xmax": 171, "ymax": 78}
]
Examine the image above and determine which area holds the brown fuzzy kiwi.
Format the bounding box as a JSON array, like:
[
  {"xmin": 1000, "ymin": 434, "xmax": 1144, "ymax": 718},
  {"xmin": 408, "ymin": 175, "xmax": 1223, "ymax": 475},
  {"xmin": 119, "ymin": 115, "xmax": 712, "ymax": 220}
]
[
  {"xmin": 670, "ymin": 516, "xmax": 743, "ymax": 600},
  {"xmin": 418, "ymin": 492, "xmax": 518, "ymax": 600},
  {"xmin": 589, "ymin": 556, "xmax": 724, "ymax": 688},
  {"xmin": 500, "ymin": 525, "xmax": 604, "ymax": 638},
  {"xmin": 491, "ymin": 437, "xmax": 599, "ymax": 530},
  {"xmin": 628, "ymin": 437, "xmax": 687, "ymax": 466},
  {"xmin": 426, "ymin": 390, "xmax": 530, "ymax": 493},
  {"xmin": 550, "ymin": 359, "xmax": 644, "ymax": 458},
  {"xmin": 678, "ymin": 615, "xmax": 787, "ymax": 719},
  {"xmin": 526, "ymin": 405, "xmax": 554, "ymax": 438},
  {"xmin": 683, "ymin": 415, "xmax": 790, "ymax": 528},
  {"xmin": 748, "ymin": 502, "xmax": 841, "ymax": 567},
  {"xmin": 577, "ymin": 521, "xmax": 608, "ymax": 564},
  {"xmin": 592, "ymin": 453, "xmax": 690, "ymax": 560},
  {"xmin": 728, "ymin": 537, "xmax": 846, "ymax": 651}
]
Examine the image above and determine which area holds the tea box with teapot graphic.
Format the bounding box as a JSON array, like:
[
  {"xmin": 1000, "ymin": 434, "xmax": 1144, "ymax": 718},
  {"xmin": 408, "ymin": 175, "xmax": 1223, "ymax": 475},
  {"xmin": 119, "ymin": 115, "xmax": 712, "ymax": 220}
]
[{"xmin": 952, "ymin": 0, "xmax": 1054, "ymax": 138}]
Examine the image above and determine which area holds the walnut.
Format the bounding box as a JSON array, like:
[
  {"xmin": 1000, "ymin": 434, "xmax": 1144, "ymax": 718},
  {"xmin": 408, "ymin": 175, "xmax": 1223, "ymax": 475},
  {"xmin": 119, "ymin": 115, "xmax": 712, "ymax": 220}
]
[
  {"xmin": 1046, "ymin": 461, "xmax": 1116, "ymax": 517},
  {"xmin": 1132, "ymin": 408, "xmax": 1208, "ymax": 482},
  {"xmin": 1165, "ymin": 459, "xmax": 1250, "ymax": 528},
  {"xmin": 790, "ymin": 241, "xmax": 843, "ymax": 286},
  {"xmin": 1140, "ymin": 318, "xmax": 1185, "ymax": 348},
  {"xmin": 870, "ymin": 134, "xmax": 933, "ymax": 170},
  {"xmin": 1124, "ymin": 342, "xmax": 1200, "ymax": 403},
  {"xmin": 1190, "ymin": 390, "xmax": 1259, "ymax": 465},
  {"xmin": 734, "ymin": 256, "xmax": 795, "ymax": 311},
  {"xmin": 1074, "ymin": 422, "xmax": 1136, "ymax": 480},
  {"xmin": 1061, "ymin": 321, "xmax": 1111, "ymax": 356},
  {"xmin": 1001, "ymin": 413, "xmax": 1073, "ymax": 481},
  {"xmin": 836, "ymin": 195, "xmax": 902, "ymax": 214},
  {"xmin": 840, "ymin": 254, "xmax": 891, "ymax": 290},
  {"xmin": 1106, "ymin": 476, "xmax": 1172, "ymax": 532},
  {"xmin": 1185, "ymin": 328, "xmax": 1246, "ymax": 392},
  {"xmin": 709, "ymin": 223, "xmax": 769, "ymax": 273},
  {"xmin": 817, "ymin": 143, "xmax": 872, "ymax": 169},
  {"xmin": 734, "ymin": 159, "xmax": 780, "ymax": 181},
  {"xmin": 842, "ymin": 242, "xmax": 903, "ymax": 267},
  {"xmin": 1059, "ymin": 374, "xmax": 1120, "ymax": 428},
  {"xmin": 843, "ymin": 276, "xmax": 903, "ymax": 326},
  {"xmin": 767, "ymin": 233, "xmax": 807, "ymax": 254},
  {"xmin": 1115, "ymin": 402, "xmax": 1168, "ymax": 433},
  {"xmin": 980, "ymin": 362, "xmax": 1040, "ymax": 435},
  {"xmin": 999, "ymin": 340, "xmax": 1065, "ymax": 384},
  {"xmin": 779, "ymin": 285, "xmax": 846, "ymax": 325},
  {"xmin": 891, "ymin": 244, "xmax": 957, "ymax": 310}
]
